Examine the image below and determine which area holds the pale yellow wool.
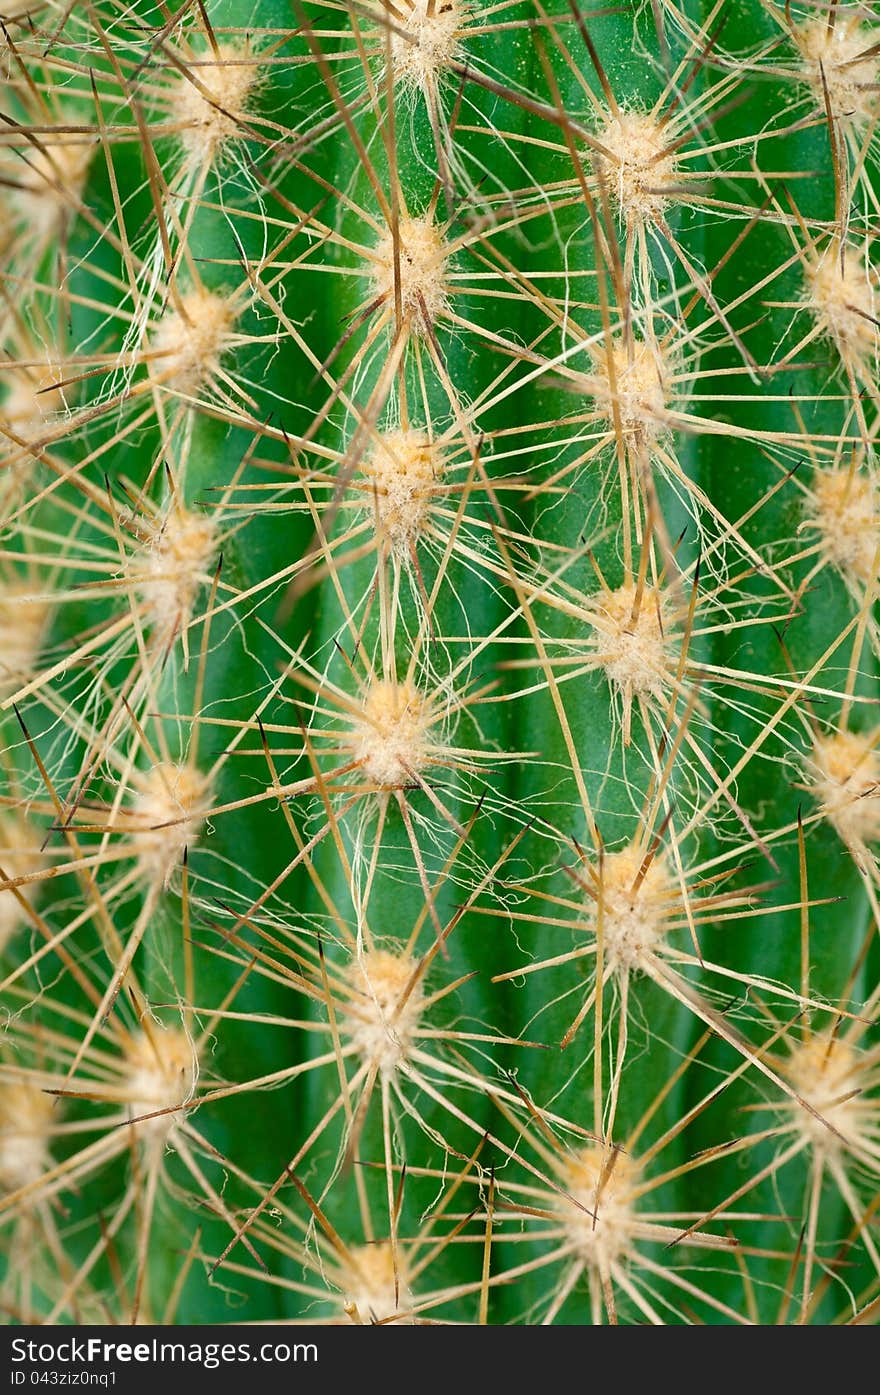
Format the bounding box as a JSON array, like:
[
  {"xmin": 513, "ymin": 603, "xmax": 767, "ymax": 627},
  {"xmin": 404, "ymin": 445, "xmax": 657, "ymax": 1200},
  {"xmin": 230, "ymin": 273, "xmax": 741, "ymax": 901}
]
[
  {"xmin": 123, "ymin": 1028, "xmax": 197, "ymax": 1141},
  {"xmin": 362, "ymin": 430, "xmax": 444, "ymax": 549},
  {"xmin": 588, "ymin": 336, "xmax": 671, "ymax": 448},
  {"xmin": 811, "ymin": 467, "xmax": 879, "ymax": 586},
  {"xmin": 372, "ymin": 216, "xmax": 450, "ymax": 333},
  {"xmin": 595, "ymin": 108, "xmax": 678, "ymax": 226},
  {"xmin": 786, "ymin": 1033, "xmax": 874, "ymax": 1160},
  {"xmin": 809, "ymin": 728, "xmax": 880, "ymax": 848},
  {"xmin": 0, "ymin": 815, "xmax": 44, "ymax": 954},
  {"xmin": 342, "ymin": 1241, "xmax": 414, "ymax": 1324},
  {"xmin": 349, "ymin": 678, "xmax": 434, "ymax": 787},
  {"xmin": 171, "ymin": 44, "xmax": 260, "ymax": 162},
  {"xmin": 9, "ymin": 140, "xmax": 93, "ymax": 237},
  {"xmin": 807, "ymin": 246, "xmax": 878, "ymax": 367},
  {"xmin": 588, "ymin": 583, "xmax": 673, "ymax": 706},
  {"xmin": 798, "ymin": 12, "xmax": 879, "ymax": 127},
  {"xmin": 137, "ymin": 503, "xmax": 217, "ymax": 646},
  {"xmin": 1, "ymin": 368, "xmax": 65, "ymax": 440},
  {"xmin": 384, "ymin": 0, "xmax": 467, "ymax": 92},
  {"xmin": 586, "ymin": 842, "xmax": 674, "ymax": 975},
  {"xmin": 149, "ymin": 288, "xmax": 236, "ymax": 394},
  {"xmin": 342, "ymin": 948, "xmax": 424, "ymax": 1076},
  {"xmin": 0, "ymin": 586, "xmax": 47, "ymax": 692},
  {"xmin": 128, "ymin": 762, "xmax": 211, "ymax": 886},
  {"xmin": 0, "ymin": 1080, "xmax": 54, "ymax": 1193},
  {"xmin": 556, "ymin": 1145, "xmax": 640, "ymax": 1271}
]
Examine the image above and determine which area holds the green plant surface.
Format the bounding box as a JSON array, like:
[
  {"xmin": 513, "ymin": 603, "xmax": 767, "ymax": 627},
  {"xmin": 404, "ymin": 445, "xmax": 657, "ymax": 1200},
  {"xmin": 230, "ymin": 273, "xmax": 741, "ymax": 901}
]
[{"xmin": 1, "ymin": 0, "xmax": 879, "ymax": 1327}]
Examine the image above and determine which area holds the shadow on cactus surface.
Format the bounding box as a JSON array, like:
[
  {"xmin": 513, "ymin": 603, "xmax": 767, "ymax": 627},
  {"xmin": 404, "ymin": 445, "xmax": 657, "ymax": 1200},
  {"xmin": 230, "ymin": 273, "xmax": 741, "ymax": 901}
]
[{"xmin": 1, "ymin": 0, "xmax": 879, "ymax": 1328}]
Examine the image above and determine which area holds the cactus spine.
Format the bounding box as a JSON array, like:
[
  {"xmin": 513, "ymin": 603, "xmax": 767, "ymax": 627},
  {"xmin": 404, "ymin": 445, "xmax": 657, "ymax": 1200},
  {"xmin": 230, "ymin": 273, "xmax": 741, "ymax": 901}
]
[{"xmin": 1, "ymin": 0, "xmax": 880, "ymax": 1325}]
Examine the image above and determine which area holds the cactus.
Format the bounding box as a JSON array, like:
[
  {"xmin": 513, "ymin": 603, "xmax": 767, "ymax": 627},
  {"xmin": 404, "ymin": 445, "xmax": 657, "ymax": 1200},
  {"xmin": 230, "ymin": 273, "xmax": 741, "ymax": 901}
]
[{"xmin": 1, "ymin": 0, "xmax": 879, "ymax": 1327}]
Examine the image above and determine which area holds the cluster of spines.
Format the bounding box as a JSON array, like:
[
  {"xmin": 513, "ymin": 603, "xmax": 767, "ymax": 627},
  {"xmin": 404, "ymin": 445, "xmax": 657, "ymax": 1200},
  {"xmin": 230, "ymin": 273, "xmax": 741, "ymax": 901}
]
[{"xmin": 0, "ymin": 0, "xmax": 879, "ymax": 1326}]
